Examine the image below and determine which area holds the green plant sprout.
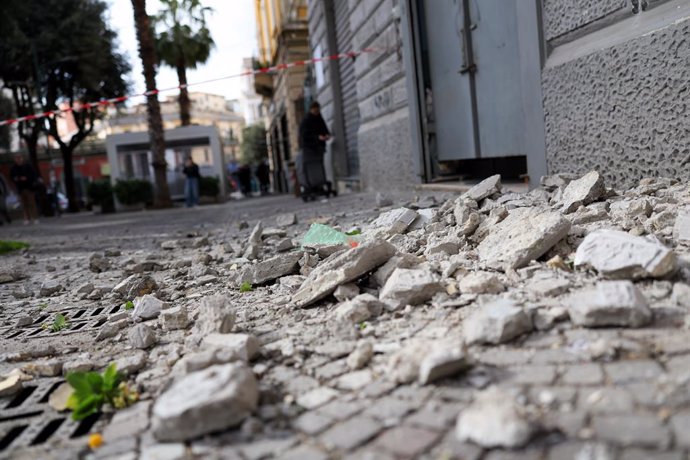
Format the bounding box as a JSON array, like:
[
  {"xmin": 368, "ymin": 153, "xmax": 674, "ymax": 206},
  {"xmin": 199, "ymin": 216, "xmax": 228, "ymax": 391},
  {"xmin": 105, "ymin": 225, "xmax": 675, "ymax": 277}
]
[
  {"xmin": 239, "ymin": 282, "xmax": 253, "ymax": 293},
  {"xmin": 124, "ymin": 300, "xmax": 135, "ymax": 310},
  {"xmin": 42, "ymin": 313, "xmax": 69, "ymax": 332},
  {"xmin": 65, "ymin": 364, "xmax": 139, "ymax": 421}
]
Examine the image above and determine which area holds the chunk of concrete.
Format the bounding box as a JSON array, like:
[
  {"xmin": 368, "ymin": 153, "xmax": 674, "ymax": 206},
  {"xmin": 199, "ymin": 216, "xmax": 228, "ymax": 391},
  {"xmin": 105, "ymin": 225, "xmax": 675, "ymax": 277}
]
[
  {"xmin": 276, "ymin": 213, "xmax": 297, "ymax": 227},
  {"xmin": 201, "ymin": 333, "xmax": 260, "ymax": 361},
  {"xmin": 0, "ymin": 374, "xmax": 24, "ymax": 397},
  {"xmin": 574, "ymin": 229, "xmax": 676, "ymax": 279},
  {"xmin": 458, "ymin": 272, "xmax": 504, "ymax": 295},
  {"xmin": 419, "ymin": 341, "xmax": 471, "ymax": 385},
  {"xmin": 128, "ymin": 324, "xmax": 156, "ymax": 349},
  {"xmin": 152, "ymin": 363, "xmax": 259, "ymax": 441},
  {"xmin": 193, "ymin": 295, "xmax": 236, "ymax": 335},
  {"xmin": 674, "ymin": 207, "xmax": 690, "ymax": 243},
  {"xmin": 456, "ymin": 386, "xmax": 535, "ymax": 448},
  {"xmin": 238, "ymin": 252, "xmax": 302, "ymax": 286},
  {"xmin": 347, "ymin": 341, "xmax": 374, "ymax": 370},
  {"xmin": 292, "ymin": 240, "xmax": 396, "ymax": 308},
  {"xmin": 39, "ymin": 280, "xmax": 63, "ymax": 297},
  {"xmin": 568, "ymin": 281, "xmax": 652, "ymax": 328},
  {"xmin": 372, "ymin": 254, "xmax": 421, "ymax": 287},
  {"xmin": 333, "ymin": 283, "xmax": 360, "ymax": 302},
  {"xmin": 368, "ymin": 208, "xmax": 419, "ymax": 235},
  {"xmin": 464, "ymin": 300, "xmax": 533, "ymax": 345},
  {"xmin": 159, "ymin": 306, "xmax": 190, "ymax": 331},
  {"xmin": 132, "ymin": 295, "xmax": 167, "ymax": 320},
  {"xmin": 380, "ymin": 267, "xmax": 442, "ymax": 309},
  {"xmin": 477, "ymin": 207, "xmax": 571, "ymax": 270},
  {"xmin": 334, "ymin": 294, "xmax": 384, "ymax": 323},
  {"xmin": 559, "ymin": 171, "xmax": 606, "ymax": 213},
  {"xmin": 113, "ymin": 274, "xmax": 158, "ymax": 298},
  {"xmin": 464, "ymin": 175, "xmax": 502, "ymax": 202}
]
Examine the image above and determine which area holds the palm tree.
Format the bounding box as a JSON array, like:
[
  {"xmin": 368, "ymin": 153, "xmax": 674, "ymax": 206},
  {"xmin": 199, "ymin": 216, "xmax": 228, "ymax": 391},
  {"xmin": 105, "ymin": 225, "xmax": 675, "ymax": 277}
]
[
  {"xmin": 154, "ymin": 0, "xmax": 214, "ymax": 126},
  {"xmin": 131, "ymin": 0, "xmax": 172, "ymax": 208}
]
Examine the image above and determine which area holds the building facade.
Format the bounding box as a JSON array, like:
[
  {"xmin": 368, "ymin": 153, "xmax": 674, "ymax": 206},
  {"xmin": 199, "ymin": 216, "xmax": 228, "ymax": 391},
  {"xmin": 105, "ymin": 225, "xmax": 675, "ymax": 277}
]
[
  {"xmin": 255, "ymin": 0, "xmax": 310, "ymax": 193},
  {"xmin": 306, "ymin": 0, "xmax": 690, "ymax": 191}
]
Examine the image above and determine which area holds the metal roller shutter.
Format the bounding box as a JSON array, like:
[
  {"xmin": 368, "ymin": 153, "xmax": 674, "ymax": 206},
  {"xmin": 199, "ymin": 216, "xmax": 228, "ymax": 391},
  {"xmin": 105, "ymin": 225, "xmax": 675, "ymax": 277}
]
[{"xmin": 334, "ymin": 0, "xmax": 360, "ymax": 179}]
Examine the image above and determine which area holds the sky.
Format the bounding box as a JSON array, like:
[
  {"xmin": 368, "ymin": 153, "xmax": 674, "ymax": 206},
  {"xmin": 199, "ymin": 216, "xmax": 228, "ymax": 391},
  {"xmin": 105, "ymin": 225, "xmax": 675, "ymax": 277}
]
[{"xmin": 105, "ymin": 0, "xmax": 258, "ymax": 102}]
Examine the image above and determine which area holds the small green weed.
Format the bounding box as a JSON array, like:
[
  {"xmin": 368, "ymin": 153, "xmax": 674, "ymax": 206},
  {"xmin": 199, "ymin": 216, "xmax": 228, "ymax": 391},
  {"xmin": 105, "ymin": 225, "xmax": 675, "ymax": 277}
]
[
  {"xmin": 42, "ymin": 313, "xmax": 69, "ymax": 332},
  {"xmin": 124, "ymin": 300, "xmax": 134, "ymax": 310},
  {"xmin": 65, "ymin": 364, "xmax": 139, "ymax": 421},
  {"xmin": 0, "ymin": 240, "xmax": 29, "ymax": 255},
  {"xmin": 239, "ymin": 282, "xmax": 253, "ymax": 293}
]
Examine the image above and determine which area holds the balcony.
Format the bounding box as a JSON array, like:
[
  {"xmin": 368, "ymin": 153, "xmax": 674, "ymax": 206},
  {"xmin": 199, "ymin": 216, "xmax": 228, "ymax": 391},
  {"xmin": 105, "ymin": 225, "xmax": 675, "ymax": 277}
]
[{"xmin": 254, "ymin": 72, "xmax": 274, "ymax": 98}]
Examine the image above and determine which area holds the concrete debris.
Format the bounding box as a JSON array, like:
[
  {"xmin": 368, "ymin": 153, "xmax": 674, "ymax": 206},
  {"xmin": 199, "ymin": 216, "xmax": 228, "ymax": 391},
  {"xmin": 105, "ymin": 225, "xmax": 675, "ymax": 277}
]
[
  {"xmin": 609, "ymin": 199, "xmax": 653, "ymax": 220},
  {"xmin": 160, "ymin": 305, "xmax": 190, "ymax": 331},
  {"xmin": 568, "ymin": 281, "xmax": 652, "ymax": 328},
  {"xmin": 334, "ymin": 294, "xmax": 384, "ymax": 323},
  {"xmin": 132, "ymin": 295, "xmax": 168, "ymax": 320},
  {"xmin": 674, "ymin": 207, "xmax": 690, "ymax": 243},
  {"xmin": 238, "ymin": 252, "xmax": 302, "ymax": 286},
  {"xmin": 23, "ymin": 359, "xmax": 63, "ymax": 377},
  {"xmin": 464, "ymin": 299, "xmax": 533, "ymax": 345},
  {"xmin": 527, "ymin": 278, "xmax": 571, "ymax": 297},
  {"xmin": 387, "ymin": 341, "xmax": 432, "ymax": 384},
  {"xmin": 456, "ymin": 386, "xmax": 535, "ymax": 448},
  {"xmin": 418, "ymin": 341, "xmax": 471, "ymax": 385},
  {"xmin": 375, "ymin": 192, "xmax": 394, "ymax": 207},
  {"xmin": 380, "ymin": 267, "xmax": 442, "ymax": 310},
  {"xmin": 458, "ymin": 272, "xmax": 505, "ymax": 295},
  {"xmin": 559, "ymin": 171, "xmax": 606, "ymax": 213},
  {"xmin": 89, "ymin": 253, "xmax": 111, "ymax": 273},
  {"xmin": 128, "ymin": 324, "xmax": 157, "ymax": 349},
  {"xmin": 671, "ymin": 283, "xmax": 690, "ymax": 308},
  {"xmin": 292, "ymin": 240, "xmax": 396, "ymax": 308},
  {"xmin": 477, "ymin": 207, "xmax": 571, "ymax": 270},
  {"xmin": 202, "ymin": 333, "xmax": 260, "ymax": 361},
  {"xmin": 39, "ymin": 280, "xmax": 63, "ymax": 297},
  {"xmin": 372, "ymin": 254, "xmax": 421, "ymax": 287},
  {"xmin": 48, "ymin": 382, "xmax": 73, "ymax": 411},
  {"xmin": 193, "ymin": 295, "xmax": 236, "ymax": 335},
  {"xmin": 152, "ymin": 363, "xmax": 258, "ymax": 441},
  {"xmin": 464, "ymin": 174, "xmax": 502, "ymax": 202},
  {"xmin": 0, "ymin": 374, "xmax": 24, "ymax": 397},
  {"xmin": 113, "ymin": 274, "xmax": 158, "ymax": 298},
  {"xmin": 347, "ymin": 341, "xmax": 374, "ymax": 370},
  {"xmin": 368, "ymin": 207, "xmax": 419, "ymax": 235},
  {"xmin": 276, "ymin": 213, "xmax": 297, "ymax": 227},
  {"xmin": 574, "ymin": 229, "xmax": 676, "ymax": 279},
  {"xmin": 454, "ymin": 198, "xmax": 478, "ymax": 228},
  {"xmin": 115, "ymin": 351, "xmax": 148, "ymax": 376},
  {"xmin": 333, "ymin": 283, "xmax": 360, "ymax": 302}
]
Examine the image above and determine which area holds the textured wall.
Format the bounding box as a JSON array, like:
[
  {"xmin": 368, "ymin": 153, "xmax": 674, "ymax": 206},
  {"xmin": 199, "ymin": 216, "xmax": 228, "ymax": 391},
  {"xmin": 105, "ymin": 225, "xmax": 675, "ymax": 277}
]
[
  {"xmin": 543, "ymin": 17, "xmax": 690, "ymax": 188},
  {"xmin": 543, "ymin": 0, "xmax": 627, "ymax": 40}
]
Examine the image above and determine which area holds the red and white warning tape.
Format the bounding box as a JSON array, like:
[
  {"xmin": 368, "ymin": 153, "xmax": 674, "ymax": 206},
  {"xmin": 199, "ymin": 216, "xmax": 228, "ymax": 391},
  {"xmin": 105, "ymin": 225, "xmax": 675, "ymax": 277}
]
[{"xmin": 0, "ymin": 47, "xmax": 387, "ymax": 128}]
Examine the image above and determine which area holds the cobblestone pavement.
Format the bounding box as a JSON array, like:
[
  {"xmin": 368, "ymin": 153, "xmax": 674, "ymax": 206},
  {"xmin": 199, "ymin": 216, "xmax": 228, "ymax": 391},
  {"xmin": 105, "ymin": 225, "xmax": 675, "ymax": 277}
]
[{"xmin": 1, "ymin": 178, "xmax": 690, "ymax": 460}]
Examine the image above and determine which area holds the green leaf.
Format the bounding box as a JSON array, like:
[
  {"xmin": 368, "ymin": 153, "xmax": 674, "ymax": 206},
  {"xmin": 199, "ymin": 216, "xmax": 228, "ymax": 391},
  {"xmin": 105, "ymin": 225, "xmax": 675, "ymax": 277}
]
[
  {"xmin": 124, "ymin": 300, "xmax": 134, "ymax": 310},
  {"xmin": 71, "ymin": 394, "xmax": 103, "ymax": 421},
  {"xmin": 102, "ymin": 364, "xmax": 120, "ymax": 391},
  {"xmin": 66, "ymin": 372, "xmax": 92, "ymax": 394},
  {"xmin": 239, "ymin": 282, "xmax": 253, "ymax": 293},
  {"xmin": 345, "ymin": 229, "xmax": 362, "ymax": 236},
  {"xmin": 50, "ymin": 313, "xmax": 70, "ymax": 332}
]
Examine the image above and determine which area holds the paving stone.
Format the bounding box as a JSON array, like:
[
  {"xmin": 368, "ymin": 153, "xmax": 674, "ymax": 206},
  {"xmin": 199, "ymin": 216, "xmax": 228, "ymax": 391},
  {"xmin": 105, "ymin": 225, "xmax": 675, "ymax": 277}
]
[
  {"xmin": 140, "ymin": 443, "xmax": 186, "ymax": 460},
  {"xmin": 152, "ymin": 363, "xmax": 259, "ymax": 441},
  {"xmin": 418, "ymin": 341, "xmax": 471, "ymax": 385},
  {"xmin": 604, "ymin": 360, "xmax": 664, "ymax": 384},
  {"xmin": 568, "ymin": 281, "xmax": 652, "ymax": 328},
  {"xmin": 277, "ymin": 445, "xmax": 328, "ymax": 460},
  {"xmin": 619, "ymin": 449, "xmax": 683, "ymax": 460},
  {"xmin": 542, "ymin": 411, "xmax": 588, "ymax": 439},
  {"xmin": 456, "ymin": 386, "xmax": 536, "ymax": 448},
  {"xmin": 477, "ymin": 207, "xmax": 571, "ymax": 270},
  {"xmin": 363, "ymin": 396, "xmax": 419, "ymax": 422},
  {"xmin": 464, "ymin": 299, "xmax": 533, "ymax": 345},
  {"xmin": 559, "ymin": 170, "xmax": 606, "ymax": 213},
  {"xmin": 591, "ymin": 414, "xmax": 670, "ymax": 448},
  {"xmin": 334, "ymin": 369, "xmax": 373, "ymax": 391},
  {"xmin": 293, "ymin": 411, "xmax": 335, "ymax": 435},
  {"xmin": 505, "ymin": 365, "xmax": 558, "ymax": 386},
  {"xmin": 347, "ymin": 340, "xmax": 374, "ymax": 370},
  {"xmin": 296, "ymin": 387, "xmax": 340, "ymax": 410},
  {"xmin": 476, "ymin": 348, "xmax": 534, "ymax": 366},
  {"xmin": 580, "ymin": 387, "xmax": 635, "ymax": 414},
  {"xmin": 547, "ymin": 442, "xmax": 616, "ymax": 460},
  {"xmin": 238, "ymin": 437, "xmax": 298, "ymax": 460},
  {"xmin": 406, "ymin": 402, "xmax": 464, "ymax": 431},
  {"xmin": 320, "ymin": 416, "xmax": 383, "ymax": 451},
  {"xmin": 373, "ymin": 425, "xmax": 441, "ymax": 458},
  {"xmin": 103, "ymin": 401, "xmax": 152, "ymax": 440},
  {"xmin": 560, "ymin": 363, "xmax": 604, "ymax": 385},
  {"xmin": 318, "ymin": 398, "xmax": 368, "ymax": 420},
  {"xmin": 293, "ymin": 240, "xmax": 396, "ymax": 308},
  {"xmin": 379, "ymin": 267, "xmax": 442, "ymax": 309},
  {"xmin": 574, "ymin": 229, "xmax": 676, "ymax": 279}
]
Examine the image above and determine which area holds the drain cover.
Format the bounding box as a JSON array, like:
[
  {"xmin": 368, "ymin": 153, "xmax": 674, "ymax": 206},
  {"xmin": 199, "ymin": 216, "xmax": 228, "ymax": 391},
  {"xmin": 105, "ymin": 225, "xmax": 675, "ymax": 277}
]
[
  {"xmin": 0, "ymin": 378, "xmax": 104, "ymax": 454},
  {"xmin": 2, "ymin": 305, "xmax": 123, "ymax": 340}
]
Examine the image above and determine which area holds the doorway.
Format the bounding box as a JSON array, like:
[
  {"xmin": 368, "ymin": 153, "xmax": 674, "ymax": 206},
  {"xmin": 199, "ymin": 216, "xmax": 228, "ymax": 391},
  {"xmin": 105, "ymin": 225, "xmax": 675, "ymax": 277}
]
[{"xmin": 404, "ymin": 0, "xmax": 547, "ymax": 183}]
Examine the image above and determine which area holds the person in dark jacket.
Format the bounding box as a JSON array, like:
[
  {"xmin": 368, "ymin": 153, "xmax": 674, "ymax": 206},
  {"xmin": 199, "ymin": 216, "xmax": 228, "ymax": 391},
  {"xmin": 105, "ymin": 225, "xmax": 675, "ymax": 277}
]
[
  {"xmin": 10, "ymin": 154, "xmax": 39, "ymax": 225},
  {"xmin": 256, "ymin": 160, "xmax": 271, "ymax": 195},
  {"xmin": 0, "ymin": 175, "xmax": 12, "ymax": 225},
  {"xmin": 182, "ymin": 157, "xmax": 200, "ymax": 208},
  {"xmin": 299, "ymin": 101, "xmax": 330, "ymax": 158}
]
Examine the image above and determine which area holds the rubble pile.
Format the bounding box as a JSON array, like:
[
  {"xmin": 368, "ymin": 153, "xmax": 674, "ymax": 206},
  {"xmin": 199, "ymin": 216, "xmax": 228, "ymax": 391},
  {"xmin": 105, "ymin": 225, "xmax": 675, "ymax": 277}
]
[{"xmin": 1, "ymin": 171, "xmax": 690, "ymax": 458}]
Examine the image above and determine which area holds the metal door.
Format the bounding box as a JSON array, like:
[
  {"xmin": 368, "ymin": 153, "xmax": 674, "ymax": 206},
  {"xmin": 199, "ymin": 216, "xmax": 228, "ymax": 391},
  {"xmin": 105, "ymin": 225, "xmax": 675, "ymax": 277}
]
[{"xmin": 420, "ymin": 0, "xmax": 527, "ymax": 160}]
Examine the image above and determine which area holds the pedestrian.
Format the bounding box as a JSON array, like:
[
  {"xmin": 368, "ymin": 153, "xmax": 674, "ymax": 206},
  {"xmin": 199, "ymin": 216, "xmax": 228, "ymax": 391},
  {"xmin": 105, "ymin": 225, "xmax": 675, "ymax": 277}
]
[
  {"xmin": 182, "ymin": 157, "xmax": 200, "ymax": 208},
  {"xmin": 0, "ymin": 176, "xmax": 12, "ymax": 225},
  {"xmin": 256, "ymin": 160, "xmax": 270, "ymax": 195},
  {"xmin": 299, "ymin": 101, "xmax": 331, "ymax": 159},
  {"xmin": 237, "ymin": 164, "xmax": 252, "ymax": 197},
  {"xmin": 10, "ymin": 154, "xmax": 39, "ymax": 225}
]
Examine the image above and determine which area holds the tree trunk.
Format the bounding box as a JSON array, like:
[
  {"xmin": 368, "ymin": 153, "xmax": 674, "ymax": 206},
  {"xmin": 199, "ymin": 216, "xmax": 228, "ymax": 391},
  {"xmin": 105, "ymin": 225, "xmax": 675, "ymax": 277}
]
[
  {"xmin": 61, "ymin": 147, "xmax": 79, "ymax": 213},
  {"xmin": 176, "ymin": 60, "xmax": 191, "ymax": 126},
  {"xmin": 131, "ymin": 0, "xmax": 172, "ymax": 208}
]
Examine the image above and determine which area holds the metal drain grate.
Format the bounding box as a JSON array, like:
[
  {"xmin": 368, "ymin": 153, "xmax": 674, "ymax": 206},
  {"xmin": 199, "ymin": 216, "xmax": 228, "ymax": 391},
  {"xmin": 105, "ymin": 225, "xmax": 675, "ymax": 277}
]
[
  {"xmin": 1, "ymin": 305, "xmax": 123, "ymax": 340},
  {"xmin": 0, "ymin": 378, "xmax": 103, "ymax": 453}
]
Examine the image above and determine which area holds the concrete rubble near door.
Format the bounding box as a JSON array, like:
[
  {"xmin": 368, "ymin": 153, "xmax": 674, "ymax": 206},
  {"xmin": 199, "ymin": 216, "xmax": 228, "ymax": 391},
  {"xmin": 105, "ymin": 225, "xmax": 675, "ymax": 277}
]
[{"xmin": 1, "ymin": 172, "xmax": 690, "ymax": 458}]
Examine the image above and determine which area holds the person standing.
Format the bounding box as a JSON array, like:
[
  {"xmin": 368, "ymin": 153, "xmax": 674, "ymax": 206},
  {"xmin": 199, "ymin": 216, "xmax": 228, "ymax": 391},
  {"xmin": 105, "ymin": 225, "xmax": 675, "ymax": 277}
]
[
  {"xmin": 256, "ymin": 160, "xmax": 271, "ymax": 195},
  {"xmin": 182, "ymin": 157, "xmax": 200, "ymax": 207},
  {"xmin": 0, "ymin": 176, "xmax": 12, "ymax": 225},
  {"xmin": 10, "ymin": 154, "xmax": 39, "ymax": 225},
  {"xmin": 299, "ymin": 101, "xmax": 331, "ymax": 159}
]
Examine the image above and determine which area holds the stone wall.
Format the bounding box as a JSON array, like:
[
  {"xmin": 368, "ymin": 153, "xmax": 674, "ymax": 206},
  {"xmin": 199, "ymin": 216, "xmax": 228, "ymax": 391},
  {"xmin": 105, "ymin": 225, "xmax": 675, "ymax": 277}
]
[{"xmin": 541, "ymin": 0, "xmax": 690, "ymax": 188}]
